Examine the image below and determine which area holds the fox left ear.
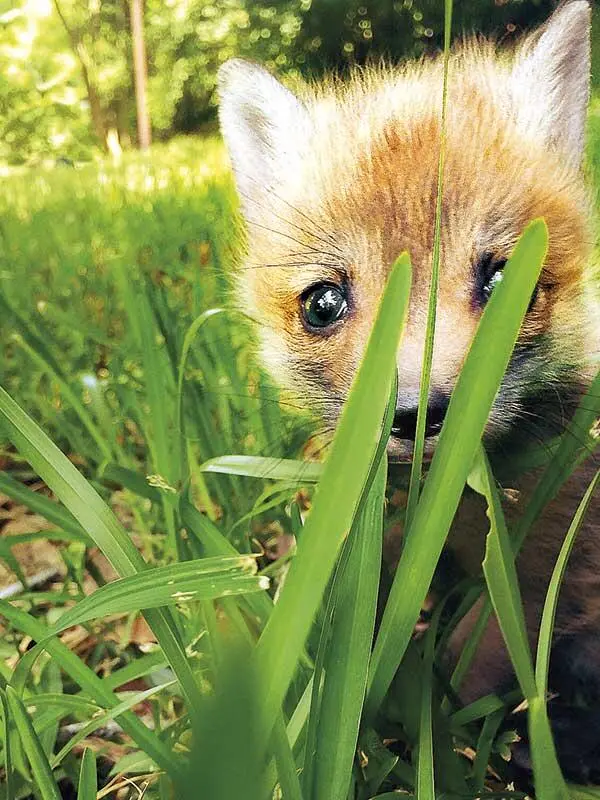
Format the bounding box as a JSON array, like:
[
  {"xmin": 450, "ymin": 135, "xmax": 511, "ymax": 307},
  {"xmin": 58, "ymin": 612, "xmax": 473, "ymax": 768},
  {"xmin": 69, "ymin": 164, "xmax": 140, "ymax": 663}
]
[
  {"xmin": 512, "ymin": 0, "xmax": 591, "ymax": 165},
  {"xmin": 218, "ymin": 59, "xmax": 311, "ymax": 218}
]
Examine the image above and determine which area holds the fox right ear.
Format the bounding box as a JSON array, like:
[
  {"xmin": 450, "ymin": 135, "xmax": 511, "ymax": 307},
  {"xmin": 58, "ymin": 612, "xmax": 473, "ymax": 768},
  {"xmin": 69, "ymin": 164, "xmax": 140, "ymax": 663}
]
[
  {"xmin": 218, "ymin": 59, "xmax": 310, "ymax": 216},
  {"xmin": 511, "ymin": 1, "xmax": 591, "ymax": 166}
]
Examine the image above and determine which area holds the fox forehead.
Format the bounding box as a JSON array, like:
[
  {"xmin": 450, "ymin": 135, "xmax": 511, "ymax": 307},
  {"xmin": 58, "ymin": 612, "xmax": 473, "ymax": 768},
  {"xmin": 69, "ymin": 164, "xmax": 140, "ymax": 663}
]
[{"xmin": 242, "ymin": 61, "xmax": 590, "ymax": 303}]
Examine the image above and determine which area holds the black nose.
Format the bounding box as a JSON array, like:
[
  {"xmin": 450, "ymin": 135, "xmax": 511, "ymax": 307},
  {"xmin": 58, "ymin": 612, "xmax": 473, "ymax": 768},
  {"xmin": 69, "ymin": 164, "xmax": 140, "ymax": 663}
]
[{"xmin": 391, "ymin": 394, "xmax": 449, "ymax": 441}]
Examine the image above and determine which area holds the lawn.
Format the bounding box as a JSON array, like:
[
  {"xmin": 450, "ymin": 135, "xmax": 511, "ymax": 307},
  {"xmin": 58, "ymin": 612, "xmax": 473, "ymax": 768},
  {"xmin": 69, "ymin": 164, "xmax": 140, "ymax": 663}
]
[{"xmin": 0, "ymin": 108, "xmax": 598, "ymax": 797}]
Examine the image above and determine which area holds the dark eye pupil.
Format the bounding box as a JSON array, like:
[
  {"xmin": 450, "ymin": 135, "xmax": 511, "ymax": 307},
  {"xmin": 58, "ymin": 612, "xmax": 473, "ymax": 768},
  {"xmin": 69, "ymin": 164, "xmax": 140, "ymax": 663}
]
[{"xmin": 302, "ymin": 284, "xmax": 348, "ymax": 329}]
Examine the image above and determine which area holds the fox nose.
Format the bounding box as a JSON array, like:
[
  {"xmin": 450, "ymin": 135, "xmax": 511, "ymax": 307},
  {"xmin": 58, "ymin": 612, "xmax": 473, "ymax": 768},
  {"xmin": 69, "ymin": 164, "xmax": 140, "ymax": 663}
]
[{"xmin": 390, "ymin": 393, "xmax": 449, "ymax": 441}]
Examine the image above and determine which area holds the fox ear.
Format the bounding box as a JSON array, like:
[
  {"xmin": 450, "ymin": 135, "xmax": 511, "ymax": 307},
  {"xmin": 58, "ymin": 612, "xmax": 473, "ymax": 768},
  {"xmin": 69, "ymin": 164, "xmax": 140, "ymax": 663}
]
[
  {"xmin": 218, "ymin": 59, "xmax": 310, "ymax": 216},
  {"xmin": 512, "ymin": 0, "xmax": 591, "ymax": 165}
]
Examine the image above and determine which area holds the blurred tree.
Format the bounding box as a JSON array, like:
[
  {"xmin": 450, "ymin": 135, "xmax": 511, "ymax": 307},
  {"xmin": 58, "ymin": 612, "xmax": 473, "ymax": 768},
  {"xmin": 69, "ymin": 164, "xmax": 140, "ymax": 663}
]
[
  {"xmin": 130, "ymin": 0, "xmax": 151, "ymax": 148},
  {"xmin": 0, "ymin": 1, "xmax": 94, "ymax": 164}
]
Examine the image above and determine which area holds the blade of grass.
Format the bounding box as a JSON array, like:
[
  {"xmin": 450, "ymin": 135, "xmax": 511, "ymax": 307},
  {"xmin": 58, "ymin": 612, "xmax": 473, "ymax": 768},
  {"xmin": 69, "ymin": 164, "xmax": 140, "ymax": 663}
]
[
  {"xmin": 471, "ymin": 709, "xmax": 505, "ymax": 792},
  {"xmin": 476, "ymin": 448, "xmax": 536, "ymax": 700},
  {"xmin": 528, "ymin": 695, "xmax": 568, "ymax": 800},
  {"xmin": 367, "ymin": 219, "xmax": 548, "ymax": 720},
  {"xmin": 5, "ymin": 686, "xmax": 62, "ymax": 800},
  {"xmin": 300, "ymin": 371, "xmax": 396, "ymax": 800},
  {"xmin": 449, "ymin": 694, "xmax": 506, "ymax": 729},
  {"xmin": 135, "ymin": 284, "xmax": 178, "ymax": 552},
  {"xmin": 301, "ymin": 546, "xmax": 345, "ymax": 798},
  {"xmin": 0, "ymin": 689, "xmax": 14, "ymax": 800},
  {"xmin": 405, "ymin": 0, "xmax": 453, "ymax": 531},
  {"xmin": 450, "ymin": 369, "xmax": 600, "ymax": 697},
  {"xmin": 47, "ymin": 556, "xmax": 267, "ymax": 633},
  {"xmin": 100, "ymin": 463, "xmax": 162, "ymax": 502},
  {"xmin": 12, "ymin": 336, "xmax": 112, "ymax": 462},
  {"xmin": 253, "ymin": 254, "xmax": 412, "ymax": 750},
  {"xmin": 513, "ymin": 369, "xmax": 600, "ymax": 553},
  {"xmin": 535, "ymin": 469, "xmax": 599, "ymax": 697},
  {"xmin": 104, "ymin": 651, "xmax": 169, "ymax": 691},
  {"xmin": 77, "ymin": 749, "xmax": 97, "ymax": 800},
  {"xmin": 416, "ymin": 607, "xmax": 443, "ymax": 800},
  {"xmin": 180, "ymin": 497, "xmax": 273, "ymax": 629},
  {"xmin": 477, "ymin": 447, "xmax": 568, "ymax": 800},
  {"xmin": 272, "ymin": 715, "xmax": 303, "ymax": 800},
  {"xmin": 175, "ymin": 307, "xmax": 225, "ymax": 483},
  {"xmin": 312, "ymin": 456, "xmax": 386, "ymax": 800},
  {"xmin": 199, "ymin": 454, "xmax": 322, "ymax": 483},
  {"xmin": 185, "ymin": 639, "xmax": 263, "ymax": 800}
]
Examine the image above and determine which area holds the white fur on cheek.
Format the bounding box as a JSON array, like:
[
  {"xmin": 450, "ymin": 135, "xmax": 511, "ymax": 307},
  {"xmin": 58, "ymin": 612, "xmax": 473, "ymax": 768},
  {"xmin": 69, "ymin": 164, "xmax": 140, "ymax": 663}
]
[
  {"xmin": 511, "ymin": 0, "xmax": 591, "ymax": 165},
  {"xmin": 218, "ymin": 59, "xmax": 311, "ymax": 217}
]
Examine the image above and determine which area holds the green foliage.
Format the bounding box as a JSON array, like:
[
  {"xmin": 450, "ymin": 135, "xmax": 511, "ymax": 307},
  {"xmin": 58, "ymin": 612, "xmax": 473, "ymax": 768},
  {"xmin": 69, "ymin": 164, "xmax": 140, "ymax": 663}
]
[{"xmin": 0, "ymin": 0, "xmax": 562, "ymax": 164}]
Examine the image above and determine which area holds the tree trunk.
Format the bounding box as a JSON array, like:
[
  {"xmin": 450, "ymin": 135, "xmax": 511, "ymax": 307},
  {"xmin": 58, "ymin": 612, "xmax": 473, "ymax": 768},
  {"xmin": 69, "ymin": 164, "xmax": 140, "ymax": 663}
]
[{"xmin": 130, "ymin": 0, "xmax": 151, "ymax": 149}]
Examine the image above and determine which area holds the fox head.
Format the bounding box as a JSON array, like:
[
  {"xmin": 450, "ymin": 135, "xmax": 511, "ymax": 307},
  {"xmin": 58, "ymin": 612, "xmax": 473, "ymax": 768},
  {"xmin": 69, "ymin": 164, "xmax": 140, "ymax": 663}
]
[{"xmin": 218, "ymin": 1, "xmax": 598, "ymax": 463}]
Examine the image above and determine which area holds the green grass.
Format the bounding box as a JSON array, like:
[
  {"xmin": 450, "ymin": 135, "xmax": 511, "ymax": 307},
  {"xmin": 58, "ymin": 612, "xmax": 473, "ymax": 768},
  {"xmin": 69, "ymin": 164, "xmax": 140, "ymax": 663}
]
[{"xmin": 0, "ymin": 105, "xmax": 599, "ymax": 800}]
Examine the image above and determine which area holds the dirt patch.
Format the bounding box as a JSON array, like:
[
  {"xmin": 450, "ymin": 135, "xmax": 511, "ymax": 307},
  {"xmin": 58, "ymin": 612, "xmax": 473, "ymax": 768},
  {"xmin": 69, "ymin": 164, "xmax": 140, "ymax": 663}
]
[{"xmin": 0, "ymin": 486, "xmax": 65, "ymax": 590}]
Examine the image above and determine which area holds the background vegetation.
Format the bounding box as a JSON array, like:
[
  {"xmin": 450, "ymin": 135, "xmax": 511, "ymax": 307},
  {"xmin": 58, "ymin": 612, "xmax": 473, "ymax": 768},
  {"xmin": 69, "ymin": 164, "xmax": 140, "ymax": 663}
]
[
  {"xmin": 3, "ymin": 0, "xmax": 599, "ymax": 164},
  {"xmin": 0, "ymin": 1, "xmax": 599, "ymax": 799}
]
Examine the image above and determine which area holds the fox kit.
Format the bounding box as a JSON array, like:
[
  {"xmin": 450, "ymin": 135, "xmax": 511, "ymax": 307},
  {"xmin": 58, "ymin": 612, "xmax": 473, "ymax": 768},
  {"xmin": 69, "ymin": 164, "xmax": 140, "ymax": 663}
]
[{"xmin": 219, "ymin": 0, "xmax": 599, "ymax": 782}]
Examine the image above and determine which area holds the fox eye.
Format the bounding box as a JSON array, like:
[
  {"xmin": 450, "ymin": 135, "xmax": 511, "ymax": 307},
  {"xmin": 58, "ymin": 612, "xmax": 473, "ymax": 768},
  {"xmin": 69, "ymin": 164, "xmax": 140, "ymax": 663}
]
[
  {"xmin": 301, "ymin": 283, "xmax": 349, "ymax": 330},
  {"xmin": 478, "ymin": 253, "xmax": 508, "ymax": 304},
  {"xmin": 477, "ymin": 252, "xmax": 538, "ymax": 311}
]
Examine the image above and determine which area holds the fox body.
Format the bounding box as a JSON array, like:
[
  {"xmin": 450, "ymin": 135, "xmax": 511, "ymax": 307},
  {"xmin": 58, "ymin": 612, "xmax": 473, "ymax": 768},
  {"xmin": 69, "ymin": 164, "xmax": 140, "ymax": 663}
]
[{"xmin": 219, "ymin": 0, "xmax": 599, "ymax": 780}]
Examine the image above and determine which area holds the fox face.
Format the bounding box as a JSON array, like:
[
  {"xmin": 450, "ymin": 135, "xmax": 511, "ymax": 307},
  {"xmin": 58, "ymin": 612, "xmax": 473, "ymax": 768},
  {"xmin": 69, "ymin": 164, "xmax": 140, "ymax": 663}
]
[{"xmin": 219, "ymin": 1, "xmax": 597, "ymax": 464}]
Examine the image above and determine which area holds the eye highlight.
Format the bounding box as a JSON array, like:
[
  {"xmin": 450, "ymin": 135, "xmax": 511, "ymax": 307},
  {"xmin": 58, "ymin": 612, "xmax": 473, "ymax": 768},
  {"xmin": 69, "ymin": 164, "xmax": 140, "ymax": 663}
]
[
  {"xmin": 301, "ymin": 283, "xmax": 349, "ymax": 330},
  {"xmin": 477, "ymin": 252, "xmax": 508, "ymax": 305},
  {"xmin": 476, "ymin": 252, "xmax": 539, "ymax": 312}
]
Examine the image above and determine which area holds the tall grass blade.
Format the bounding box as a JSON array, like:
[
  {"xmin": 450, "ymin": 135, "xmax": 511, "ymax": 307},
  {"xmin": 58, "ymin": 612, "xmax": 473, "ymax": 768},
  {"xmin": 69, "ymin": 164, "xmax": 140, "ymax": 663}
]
[
  {"xmin": 185, "ymin": 640, "xmax": 263, "ymax": 800},
  {"xmin": 0, "ymin": 472, "xmax": 89, "ymax": 542},
  {"xmin": 528, "ymin": 695, "xmax": 569, "ymax": 800},
  {"xmin": 405, "ymin": 0, "xmax": 453, "ymax": 531},
  {"xmin": 514, "ymin": 369, "xmax": 600, "ymax": 552},
  {"xmin": 0, "ymin": 689, "xmax": 14, "ymax": 800},
  {"xmin": 477, "ymin": 448, "xmax": 569, "ymax": 799},
  {"xmin": 13, "ymin": 336, "xmax": 112, "ymax": 462},
  {"xmin": 312, "ymin": 456, "xmax": 387, "ymax": 800},
  {"xmin": 100, "ymin": 462, "xmax": 162, "ymax": 502},
  {"xmin": 180, "ymin": 497, "xmax": 273, "ymax": 627},
  {"xmin": 253, "ymin": 254, "xmax": 412, "ymax": 749},
  {"xmin": 367, "ymin": 219, "xmax": 548, "ymax": 719},
  {"xmin": 51, "ymin": 682, "xmax": 176, "ymax": 767},
  {"xmin": 175, "ymin": 307, "xmax": 225, "ymax": 482},
  {"xmin": 415, "ymin": 610, "xmax": 441, "ymax": 800},
  {"xmin": 477, "ymin": 448, "xmax": 536, "ymax": 699},
  {"xmin": 450, "ymin": 371, "xmax": 600, "ymax": 696},
  {"xmin": 535, "ymin": 469, "xmax": 599, "ymax": 697}
]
